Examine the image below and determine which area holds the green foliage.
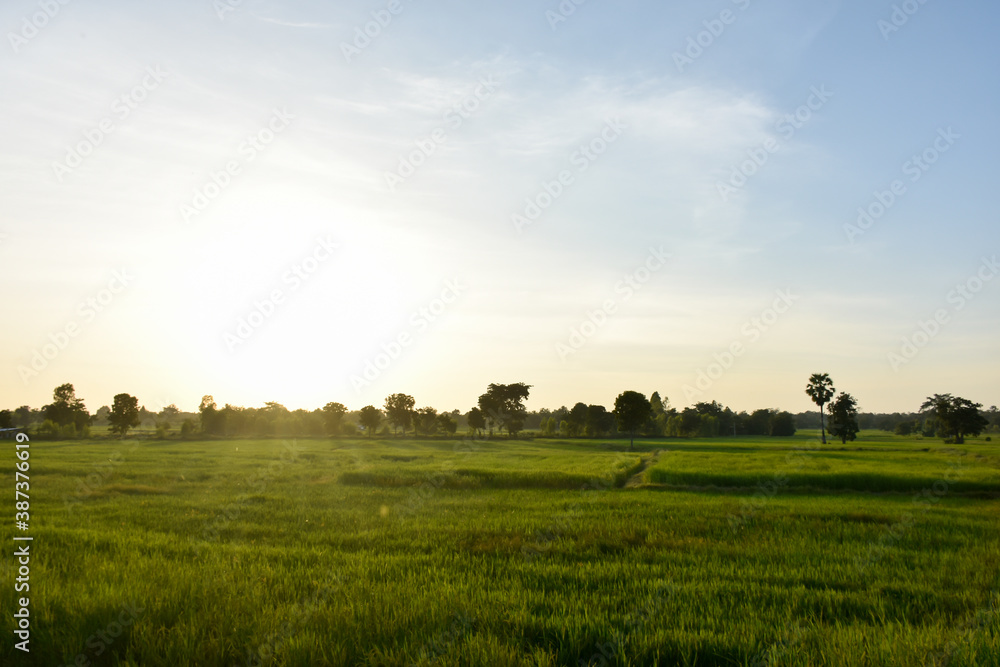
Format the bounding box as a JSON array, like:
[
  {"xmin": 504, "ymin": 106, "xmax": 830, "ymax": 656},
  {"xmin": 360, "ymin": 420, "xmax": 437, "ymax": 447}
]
[
  {"xmin": 415, "ymin": 407, "xmax": 438, "ymax": 436},
  {"xmin": 358, "ymin": 405, "xmax": 382, "ymax": 436},
  {"xmin": 466, "ymin": 407, "xmax": 487, "ymax": 436},
  {"xmin": 43, "ymin": 382, "xmax": 90, "ymax": 430},
  {"xmin": 805, "ymin": 373, "xmax": 835, "ymax": 444},
  {"xmin": 829, "ymin": 393, "xmax": 860, "ymax": 444},
  {"xmin": 108, "ymin": 393, "xmax": 141, "ymax": 438},
  {"xmin": 322, "ymin": 402, "xmax": 348, "ymax": 436},
  {"xmin": 921, "ymin": 394, "xmax": 990, "ymax": 444},
  {"xmin": 478, "ymin": 383, "xmax": 532, "ymax": 437},
  {"xmin": 384, "ymin": 394, "xmax": 416, "ymax": 435},
  {"xmin": 613, "ymin": 391, "xmax": 652, "ymax": 449},
  {"xmin": 768, "ymin": 411, "xmax": 797, "ymax": 436}
]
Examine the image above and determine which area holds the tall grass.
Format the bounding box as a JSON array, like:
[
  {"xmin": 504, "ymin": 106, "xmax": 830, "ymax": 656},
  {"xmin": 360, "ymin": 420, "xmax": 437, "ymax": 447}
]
[{"xmin": 3, "ymin": 435, "xmax": 998, "ymax": 665}]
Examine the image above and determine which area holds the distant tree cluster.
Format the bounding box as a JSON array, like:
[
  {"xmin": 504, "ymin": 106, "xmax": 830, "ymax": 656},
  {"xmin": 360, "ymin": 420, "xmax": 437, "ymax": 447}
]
[{"xmin": 5, "ymin": 380, "xmax": 996, "ymax": 444}]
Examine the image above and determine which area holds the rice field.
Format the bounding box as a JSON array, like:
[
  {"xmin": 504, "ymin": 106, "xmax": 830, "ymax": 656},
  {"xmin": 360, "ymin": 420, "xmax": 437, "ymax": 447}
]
[{"xmin": 3, "ymin": 432, "xmax": 998, "ymax": 666}]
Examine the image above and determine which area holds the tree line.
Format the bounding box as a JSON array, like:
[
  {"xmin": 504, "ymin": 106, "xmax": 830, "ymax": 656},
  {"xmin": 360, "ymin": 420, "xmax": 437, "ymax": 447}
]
[{"xmin": 3, "ymin": 377, "xmax": 996, "ymax": 444}]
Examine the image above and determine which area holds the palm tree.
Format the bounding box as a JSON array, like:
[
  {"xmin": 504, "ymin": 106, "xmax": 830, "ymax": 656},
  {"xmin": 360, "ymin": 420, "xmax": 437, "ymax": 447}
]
[{"xmin": 805, "ymin": 373, "xmax": 835, "ymax": 444}]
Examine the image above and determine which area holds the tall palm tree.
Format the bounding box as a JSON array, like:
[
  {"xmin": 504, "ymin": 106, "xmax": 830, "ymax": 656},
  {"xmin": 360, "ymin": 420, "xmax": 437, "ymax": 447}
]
[{"xmin": 805, "ymin": 373, "xmax": 835, "ymax": 444}]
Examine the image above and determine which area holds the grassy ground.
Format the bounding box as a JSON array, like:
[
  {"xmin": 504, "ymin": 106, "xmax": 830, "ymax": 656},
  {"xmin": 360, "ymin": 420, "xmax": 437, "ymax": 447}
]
[{"xmin": 3, "ymin": 431, "xmax": 998, "ymax": 665}]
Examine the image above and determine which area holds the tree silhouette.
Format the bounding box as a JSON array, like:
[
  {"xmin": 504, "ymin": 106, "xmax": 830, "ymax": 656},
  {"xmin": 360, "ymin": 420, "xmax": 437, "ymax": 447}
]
[
  {"xmin": 829, "ymin": 393, "xmax": 859, "ymax": 444},
  {"xmin": 805, "ymin": 373, "xmax": 835, "ymax": 444},
  {"xmin": 920, "ymin": 394, "xmax": 988, "ymax": 444},
  {"xmin": 384, "ymin": 393, "xmax": 415, "ymax": 435},
  {"xmin": 613, "ymin": 391, "xmax": 651, "ymax": 451},
  {"xmin": 358, "ymin": 406, "xmax": 382, "ymax": 438},
  {"xmin": 108, "ymin": 393, "xmax": 140, "ymax": 438}
]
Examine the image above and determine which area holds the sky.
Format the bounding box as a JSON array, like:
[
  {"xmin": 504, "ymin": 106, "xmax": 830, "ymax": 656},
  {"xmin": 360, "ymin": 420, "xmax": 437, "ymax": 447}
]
[{"xmin": 2, "ymin": 0, "xmax": 998, "ymax": 416}]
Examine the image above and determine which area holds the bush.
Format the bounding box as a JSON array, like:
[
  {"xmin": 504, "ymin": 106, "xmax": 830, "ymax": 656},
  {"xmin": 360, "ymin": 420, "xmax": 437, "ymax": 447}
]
[{"xmin": 180, "ymin": 419, "xmax": 195, "ymax": 439}]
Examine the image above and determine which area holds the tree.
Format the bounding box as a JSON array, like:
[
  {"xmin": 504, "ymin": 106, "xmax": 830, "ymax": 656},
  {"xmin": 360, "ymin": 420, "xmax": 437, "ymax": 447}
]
[
  {"xmin": 322, "ymin": 402, "xmax": 347, "ymax": 436},
  {"xmin": 649, "ymin": 392, "xmax": 666, "ymax": 417},
  {"xmin": 585, "ymin": 405, "xmax": 614, "ymax": 438},
  {"xmin": 437, "ymin": 413, "xmax": 458, "ymax": 436},
  {"xmin": 14, "ymin": 406, "xmax": 34, "ymax": 427},
  {"xmin": 567, "ymin": 402, "xmax": 589, "ymax": 437},
  {"xmin": 478, "ymin": 383, "xmax": 531, "ymax": 437},
  {"xmin": 679, "ymin": 407, "xmax": 701, "ymax": 437},
  {"xmin": 467, "ymin": 407, "xmax": 486, "ymax": 436},
  {"xmin": 829, "ymin": 393, "xmax": 860, "ymax": 444},
  {"xmin": 43, "ymin": 383, "xmax": 89, "ymax": 430},
  {"xmin": 384, "ymin": 394, "xmax": 415, "ymax": 435},
  {"xmin": 199, "ymin": 395, "xmax": 225, "ymax": 435},
  {"xmin": 108, "ymin": 393, "xmax": 140, "ymax": 438},
  {"xmin": 0, "ymin": 410, "xmax": 11, "ymax": 429},
  {"xmin": 358, "ymin": 406, "xmax": 382, "ymax": 437},
  {"xmin": 920, "ymin": 394, "xmax": 989, "ymax": 444},
  {"xmin": 613, "ymin": 391, "xmax": 651, "ymax": 450},
  {"xmin": 805, "ymin": 373, "xmax": 835, "ymax": 444},
  {"xmin": 769, "ymin": 411, "xmax": 797, "ymax": 437},
  {"xmin": 415, "ymin": 407, "xmax": 438, "ymax": 436}
]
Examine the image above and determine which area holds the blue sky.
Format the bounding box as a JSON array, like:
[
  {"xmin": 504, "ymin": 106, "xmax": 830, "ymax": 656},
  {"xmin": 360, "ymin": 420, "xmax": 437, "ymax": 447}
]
[{"xmin": 2, "ymin": 0, "xmax": 998, "ymax": 415}]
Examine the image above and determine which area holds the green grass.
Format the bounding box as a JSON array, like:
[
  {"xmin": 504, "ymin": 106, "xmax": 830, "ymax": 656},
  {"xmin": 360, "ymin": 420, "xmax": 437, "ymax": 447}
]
[{"xmin": 3, "ymin": 433, "xmax": 998, "ymax": 665}]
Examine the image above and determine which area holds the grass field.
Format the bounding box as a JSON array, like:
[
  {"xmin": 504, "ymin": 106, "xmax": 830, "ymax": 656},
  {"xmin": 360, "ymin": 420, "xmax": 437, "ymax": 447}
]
[{"xmin": 4, "ymin": 431, "xmax": 999, "ymax": 666}]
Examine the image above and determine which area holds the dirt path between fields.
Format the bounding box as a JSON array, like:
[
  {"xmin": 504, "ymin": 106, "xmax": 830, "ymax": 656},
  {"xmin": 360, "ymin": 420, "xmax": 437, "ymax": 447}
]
[{"xmin": 623, "ymin": 450, "xmax": 662, "ymax": 488}]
